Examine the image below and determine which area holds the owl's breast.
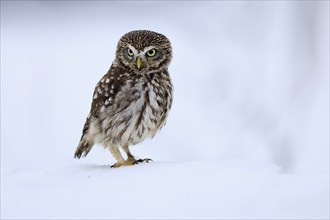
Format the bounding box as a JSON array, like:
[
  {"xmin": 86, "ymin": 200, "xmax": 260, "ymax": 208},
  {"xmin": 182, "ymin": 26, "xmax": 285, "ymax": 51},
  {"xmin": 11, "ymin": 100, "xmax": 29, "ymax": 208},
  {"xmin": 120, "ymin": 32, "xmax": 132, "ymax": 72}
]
[{"xmin": 99, "ymin": 77, "xmax": 171, "ymax": 146}]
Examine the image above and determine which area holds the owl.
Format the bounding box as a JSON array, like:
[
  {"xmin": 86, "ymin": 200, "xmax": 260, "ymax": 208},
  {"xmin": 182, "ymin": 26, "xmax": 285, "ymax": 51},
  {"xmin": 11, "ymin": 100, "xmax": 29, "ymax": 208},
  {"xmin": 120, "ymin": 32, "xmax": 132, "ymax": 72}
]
[{"xmin": 74, "ymin": 30, "xmax": 173, "ymax": 168}]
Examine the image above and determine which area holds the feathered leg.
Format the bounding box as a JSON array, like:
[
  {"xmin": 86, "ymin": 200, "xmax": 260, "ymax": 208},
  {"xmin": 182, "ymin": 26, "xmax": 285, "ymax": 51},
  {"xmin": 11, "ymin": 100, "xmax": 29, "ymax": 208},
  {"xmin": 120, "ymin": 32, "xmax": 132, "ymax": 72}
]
[
  {"xmin": 109, "ymin": 144, "xmax": 126, "ymax": 168},
  {"xmin": 122, "ymin": 145, "xmax": 153, "ymax": 165}
]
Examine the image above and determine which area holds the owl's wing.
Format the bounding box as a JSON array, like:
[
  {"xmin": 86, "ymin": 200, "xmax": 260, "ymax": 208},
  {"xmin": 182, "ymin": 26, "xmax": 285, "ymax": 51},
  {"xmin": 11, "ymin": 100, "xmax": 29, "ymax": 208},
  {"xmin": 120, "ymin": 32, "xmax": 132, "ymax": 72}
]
[
  {"xmin": 75, "ymin": 65, "xmax": 124, "ymax": 158},
  {"xmin": 81, "ymin": 64, "xmax": 127, "ymax": 137},
  {"xmin": 89, "ymin": 65, "xmax": 125, "ymax": 118}
]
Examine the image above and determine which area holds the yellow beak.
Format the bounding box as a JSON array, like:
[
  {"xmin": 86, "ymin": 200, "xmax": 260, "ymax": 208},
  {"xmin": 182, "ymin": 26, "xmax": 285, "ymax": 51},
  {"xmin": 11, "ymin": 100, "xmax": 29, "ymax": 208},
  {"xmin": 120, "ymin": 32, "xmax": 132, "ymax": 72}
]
[{"xmin": 136, "ymin": 57, "xmax": 142, "ymax": 70}]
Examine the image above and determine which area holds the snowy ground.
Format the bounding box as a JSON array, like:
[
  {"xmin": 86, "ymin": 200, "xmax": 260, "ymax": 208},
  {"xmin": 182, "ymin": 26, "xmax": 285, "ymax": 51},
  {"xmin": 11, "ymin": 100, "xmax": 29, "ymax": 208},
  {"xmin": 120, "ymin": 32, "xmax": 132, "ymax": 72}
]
[
  {"xmin": 2, "ymin": 159, "xmax": 329, "ymax": 219},
  {"xmin": 1, "ymin": 1, "xmax": 329, "ymax": 219}
]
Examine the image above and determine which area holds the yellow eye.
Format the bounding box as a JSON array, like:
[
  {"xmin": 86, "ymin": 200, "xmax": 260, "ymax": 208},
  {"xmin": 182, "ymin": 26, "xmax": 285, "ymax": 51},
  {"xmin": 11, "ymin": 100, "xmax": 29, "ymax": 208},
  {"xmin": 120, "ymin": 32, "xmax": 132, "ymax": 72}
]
[
  {"xmin": 146, "ymin": 49, "xmax": 157, "ymax": 57},
  {"xmin": 127, "ymin": 48, "xmax": 134, "ymax": 56}
]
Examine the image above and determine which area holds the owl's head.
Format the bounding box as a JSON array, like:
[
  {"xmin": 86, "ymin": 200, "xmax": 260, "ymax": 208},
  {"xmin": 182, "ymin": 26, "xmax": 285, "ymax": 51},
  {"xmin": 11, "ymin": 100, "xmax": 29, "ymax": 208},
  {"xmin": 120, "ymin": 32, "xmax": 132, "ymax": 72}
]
[{"xmin": 116, "ymin": 30, "xmax": 172, "ymax": 74}]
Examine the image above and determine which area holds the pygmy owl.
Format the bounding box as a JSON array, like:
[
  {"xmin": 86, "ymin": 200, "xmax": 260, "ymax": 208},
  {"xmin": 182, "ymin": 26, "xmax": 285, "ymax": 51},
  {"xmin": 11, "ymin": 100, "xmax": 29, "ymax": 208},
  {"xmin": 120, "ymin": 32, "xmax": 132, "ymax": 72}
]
[{"xmin": 74, "ymin": 30, "xmax": 173, "ymax": 168}]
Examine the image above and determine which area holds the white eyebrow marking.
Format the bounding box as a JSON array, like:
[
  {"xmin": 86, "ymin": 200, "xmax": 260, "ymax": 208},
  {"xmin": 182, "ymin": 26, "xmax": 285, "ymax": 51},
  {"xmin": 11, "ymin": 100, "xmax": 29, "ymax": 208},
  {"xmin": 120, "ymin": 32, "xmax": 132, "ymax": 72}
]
[
  {"xmin": 127, "ymin": 44, "xmax": 139, "ymax": 56},
  {"xmin": 142, "ymin": 46, "xmax": 156, "ymax": 53},
  {"xmin": 127, "ymin": 44, "xmax": 157, "ymax": 61},
  {"xmin": 139, "ymin": 46, "xmax": 157, "ymax": 60}
]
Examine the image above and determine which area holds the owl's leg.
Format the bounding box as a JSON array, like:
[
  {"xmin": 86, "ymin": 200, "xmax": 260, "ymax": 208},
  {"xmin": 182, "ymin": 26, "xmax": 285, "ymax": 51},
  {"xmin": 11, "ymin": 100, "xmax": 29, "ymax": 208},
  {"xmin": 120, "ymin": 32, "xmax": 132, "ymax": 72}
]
[
  {"xmin": 108, "ymin": 145, "xmax": 126, "ymax": 168},
  {"xmin": 122, "ymin": 145, "xmax": 136, "ymax": 163},
  {"xmin": 108, "ymin": 144, "xmax": 142, "ymax": 168},
  {"xmin": 122, "ymin": 145, "xmax": 153, "ymax": 165}
]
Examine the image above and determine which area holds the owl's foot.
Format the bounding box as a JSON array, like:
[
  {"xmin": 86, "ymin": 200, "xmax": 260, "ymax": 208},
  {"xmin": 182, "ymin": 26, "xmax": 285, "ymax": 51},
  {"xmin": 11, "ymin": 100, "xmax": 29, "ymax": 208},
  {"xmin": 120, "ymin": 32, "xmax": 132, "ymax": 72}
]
[
  {"xmin": 110, "ymin": 160, "xmax": 134, "ymax": 168},
  {"xmin": 134, "ymin": 158, "xmax": 153, "ymax": 164},
  {"xmin": 110, "ymin": 163, "xmax": 122, "ymax": 168},
  {"xmin": 110, "ymin": 158, "xmax": 153, "ymax": 168}
]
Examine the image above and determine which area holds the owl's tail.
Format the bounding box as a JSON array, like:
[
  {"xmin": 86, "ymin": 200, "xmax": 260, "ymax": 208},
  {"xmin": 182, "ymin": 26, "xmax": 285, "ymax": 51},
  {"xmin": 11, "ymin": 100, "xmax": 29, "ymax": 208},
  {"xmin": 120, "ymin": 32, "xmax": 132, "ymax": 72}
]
[
  {"xmin": 75, "ymin": 115, "xmax": 95, "ymax": 158},
  {"xmin": 74, "ymin": 140, "xmax": 94, "ymax": 159}
]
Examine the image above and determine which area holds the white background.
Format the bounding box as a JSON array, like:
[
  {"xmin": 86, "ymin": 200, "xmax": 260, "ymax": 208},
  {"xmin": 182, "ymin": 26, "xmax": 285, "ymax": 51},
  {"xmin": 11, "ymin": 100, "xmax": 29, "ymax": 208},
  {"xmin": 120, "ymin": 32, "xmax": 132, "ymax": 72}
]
[{"xmin": 1, "ymin": 1, "xmax": 329, "ymax": 219}]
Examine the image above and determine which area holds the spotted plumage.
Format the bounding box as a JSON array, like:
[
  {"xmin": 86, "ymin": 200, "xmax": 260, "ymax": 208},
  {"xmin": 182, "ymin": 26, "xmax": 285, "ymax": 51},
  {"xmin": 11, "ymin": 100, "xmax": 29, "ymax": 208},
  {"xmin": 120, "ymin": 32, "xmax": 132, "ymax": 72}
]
[{"xmin": 74, "ymin": 30, "xmax": 173, "ymax": 168}]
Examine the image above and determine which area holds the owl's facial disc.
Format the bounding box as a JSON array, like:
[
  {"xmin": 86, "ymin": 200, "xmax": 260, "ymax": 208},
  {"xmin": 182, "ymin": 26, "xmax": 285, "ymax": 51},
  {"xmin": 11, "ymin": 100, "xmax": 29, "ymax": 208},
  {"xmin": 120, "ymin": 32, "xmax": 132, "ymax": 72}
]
[{"xmin": 124, "ymin": 44, "xmax": 161, "ymax": 73}]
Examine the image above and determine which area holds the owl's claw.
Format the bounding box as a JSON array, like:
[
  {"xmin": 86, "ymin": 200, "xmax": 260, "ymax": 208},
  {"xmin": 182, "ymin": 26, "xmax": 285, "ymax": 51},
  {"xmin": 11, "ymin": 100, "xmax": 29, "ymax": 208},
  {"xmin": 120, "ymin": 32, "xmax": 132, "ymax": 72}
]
[
  {"xmin": 110, "ymin": 161, "xmax": 133, "ymax": 168},
  {"xmin": 110, "ymin": 163, "xmax": 121, "ymax": 168},
  {"xmin": 134, "ymin": 158, "xmax": 153, "ymax": 164},
  {"xmin": 110, "ymin": 158, "xmax": 152, "ymax": 168}
]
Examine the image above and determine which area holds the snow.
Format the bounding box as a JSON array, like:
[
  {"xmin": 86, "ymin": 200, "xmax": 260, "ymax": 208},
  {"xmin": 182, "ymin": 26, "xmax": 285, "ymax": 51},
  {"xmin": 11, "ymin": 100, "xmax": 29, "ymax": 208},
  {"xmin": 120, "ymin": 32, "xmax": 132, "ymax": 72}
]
[
  {"xmin": 2, "ymin": 160, "xmax": 328, "ymax": 219},
  {"xmin": 1, "ymin": 1, "xmax": 329, "ymax": 219}
]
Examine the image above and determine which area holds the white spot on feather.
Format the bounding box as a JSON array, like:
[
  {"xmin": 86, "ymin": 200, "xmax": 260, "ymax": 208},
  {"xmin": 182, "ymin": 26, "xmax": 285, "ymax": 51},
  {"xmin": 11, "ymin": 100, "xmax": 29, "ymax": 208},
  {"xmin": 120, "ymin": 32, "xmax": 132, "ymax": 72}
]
[{"xmin": 148, "ymin": 87, "xmax": 159, "ymax": 110}]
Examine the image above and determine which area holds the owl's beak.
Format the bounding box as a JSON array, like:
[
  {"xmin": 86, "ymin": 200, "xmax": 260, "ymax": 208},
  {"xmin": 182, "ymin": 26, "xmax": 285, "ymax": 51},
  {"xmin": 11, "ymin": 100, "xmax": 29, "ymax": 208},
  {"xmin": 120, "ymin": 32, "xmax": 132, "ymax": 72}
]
[{"xmin": 136, "ymin": 57, "xmax": 143, "ymax": 70}]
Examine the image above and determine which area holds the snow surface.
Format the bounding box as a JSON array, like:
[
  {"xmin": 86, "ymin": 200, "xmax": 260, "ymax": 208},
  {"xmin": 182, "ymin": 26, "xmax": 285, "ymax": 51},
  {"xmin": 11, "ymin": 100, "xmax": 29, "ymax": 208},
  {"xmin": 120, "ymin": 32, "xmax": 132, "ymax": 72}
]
[
  {"xmin": 2, "ymin": 160, "xmax": 329, "ymax": 219},
  {"xmin": 1, "ymin": 1, "xmax": 329, "ymax": 219}
]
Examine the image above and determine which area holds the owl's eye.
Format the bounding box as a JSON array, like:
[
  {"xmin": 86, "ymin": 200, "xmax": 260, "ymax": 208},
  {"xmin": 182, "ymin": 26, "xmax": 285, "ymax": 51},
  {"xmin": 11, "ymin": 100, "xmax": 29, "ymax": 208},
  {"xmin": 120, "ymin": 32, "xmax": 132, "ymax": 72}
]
[
  {"xmin": 127, "ymin": 48, "xmax": 134, "ymax": 56},
  {"xmin": 146, "ymin": 49, "xmax": 157, "ymax": 57}
]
